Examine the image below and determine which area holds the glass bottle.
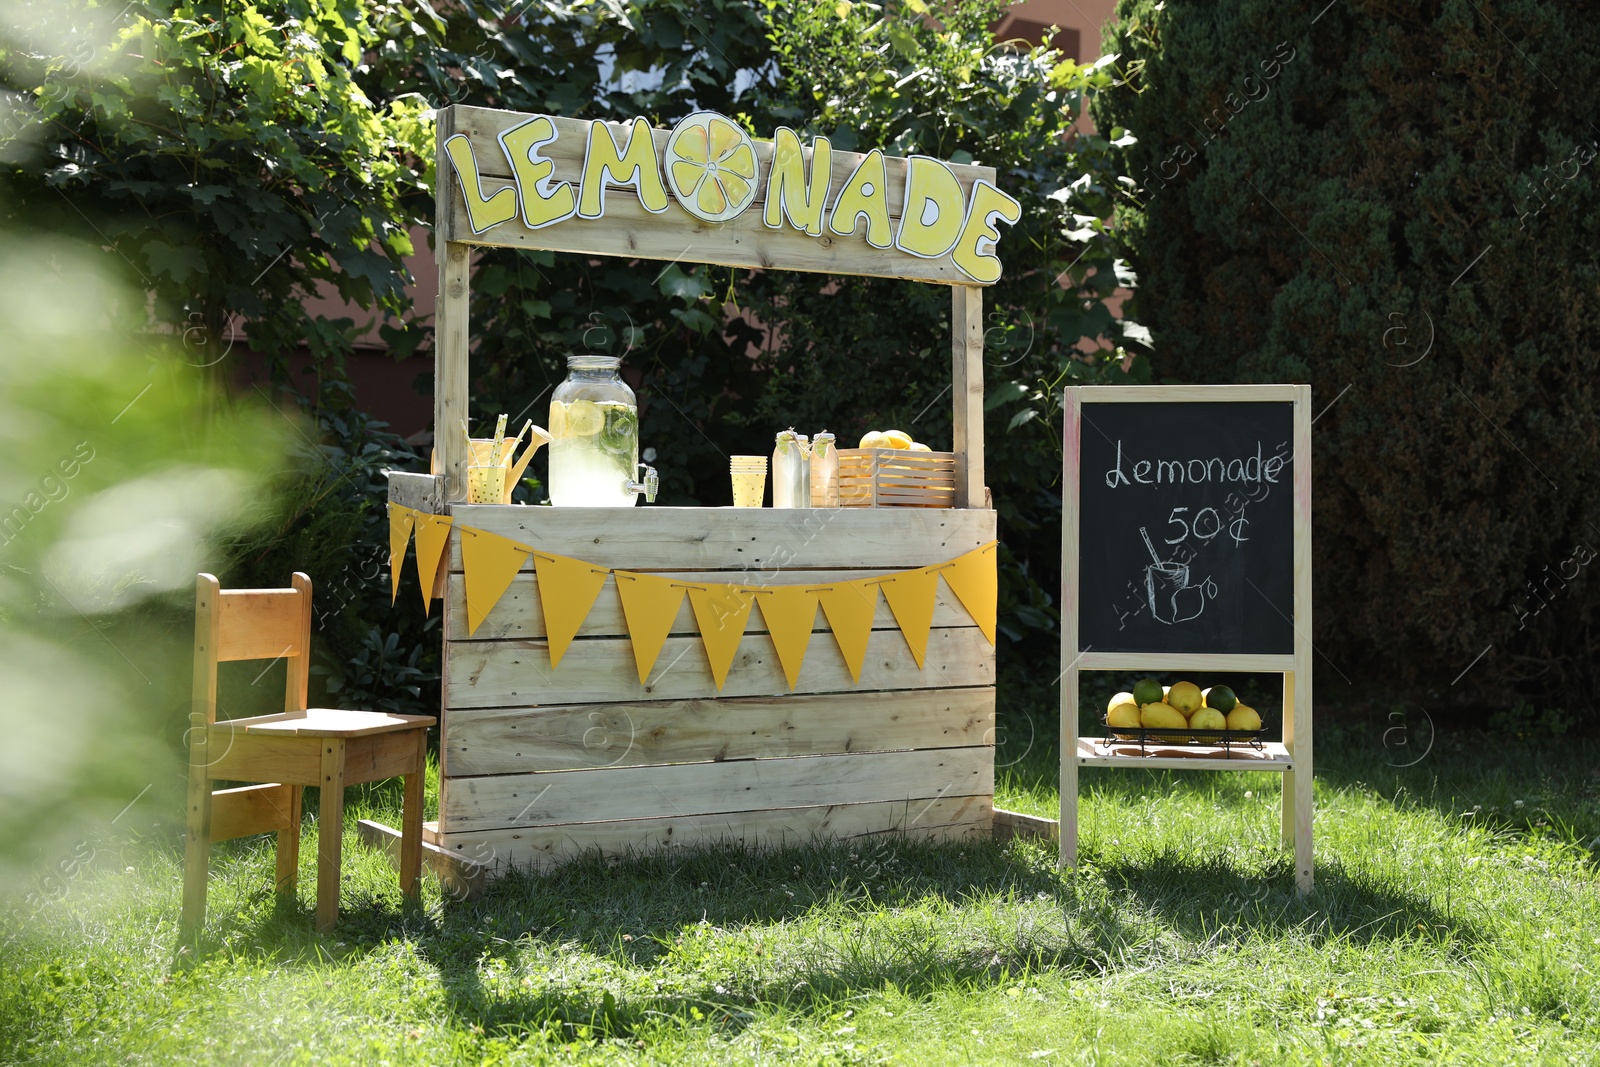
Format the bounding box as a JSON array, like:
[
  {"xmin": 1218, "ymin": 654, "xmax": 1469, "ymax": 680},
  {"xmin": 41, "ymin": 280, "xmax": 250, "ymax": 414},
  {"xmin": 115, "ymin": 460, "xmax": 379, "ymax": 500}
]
[
  {"xmin": 548, "ymin": 355, "xmax": 656, "ymax": 507},
  {"xmin": 772, "ymin": 429, "xmax": 812, "ymax": 508},
  {"xmin": 810, "ymin": 431, "xmax": 839, "ymax": 507}
]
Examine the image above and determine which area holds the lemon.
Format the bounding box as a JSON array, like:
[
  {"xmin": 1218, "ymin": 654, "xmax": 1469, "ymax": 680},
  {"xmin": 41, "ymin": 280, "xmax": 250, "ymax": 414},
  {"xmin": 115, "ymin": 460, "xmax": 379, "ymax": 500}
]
[
  {"xmin": 1140, "ymin": 702, "xmax": 1187, "ymax": 730},
  {"xmin": 883, "ymin": 429, "xmax": 913, "ymax": 449},
  {"xmin": 564, "ymin": 399, "xmax": 605, "ymax": 436},
  {"xmin": 1131, "ymin": 678, "xmax": 1164, "ymax": 707},
  {"xmin": 1167, "ymin": 680, "xmax": 1203, "ymax": 716},
  {"xmin": 859, "ymin": 430, "xmax": 889, "ymax": 449},
  {"xmin": 1226, "ymin": 705, "xmax": 1262, "ymax": 731},
  {"xmin": 1190, "ymin": 708, "xmax": 1227, "ymax": 739},
  {"xmin": 1106, "ymin": 691, "xmax": 1135, "ymax": 716},
  {"xmin": 1203, "ymin": 685, "xmax": 1238, "ymax": 713},
  {"xmin": 664, "ymin": 113, "xmax": 760, "ymax": 223},
  {"xmin": 1107, "ymin": 702, "xmax": 1142, "ymax": 729},
  {"xmin": 909, "ymin": 442, "xmax": 932, "ymax": 452}
]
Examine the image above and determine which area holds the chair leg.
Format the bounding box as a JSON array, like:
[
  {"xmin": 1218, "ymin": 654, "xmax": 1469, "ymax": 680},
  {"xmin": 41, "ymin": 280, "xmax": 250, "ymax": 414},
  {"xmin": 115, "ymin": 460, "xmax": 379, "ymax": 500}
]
[
  {"xmin": 180, "ymin": 735, "xmax": 213, "ymax": 935},
  {"xmin": 316, "ymin": 740, "xmax": 346, "ymax": 934},
  {"xmin": 399, "ymin": 732, "xmax": 425, "ymax": 898},
  {"xmin": 274, "ymin": 784, "xmax": 302, "ymax": 894}
]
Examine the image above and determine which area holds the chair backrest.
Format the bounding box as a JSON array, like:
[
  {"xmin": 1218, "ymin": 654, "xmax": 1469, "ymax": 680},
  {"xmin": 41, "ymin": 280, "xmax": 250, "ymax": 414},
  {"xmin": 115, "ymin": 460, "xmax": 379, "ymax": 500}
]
[{"xmin": 192, "ymin": 572, "xmax": 314, "ymax": 726}]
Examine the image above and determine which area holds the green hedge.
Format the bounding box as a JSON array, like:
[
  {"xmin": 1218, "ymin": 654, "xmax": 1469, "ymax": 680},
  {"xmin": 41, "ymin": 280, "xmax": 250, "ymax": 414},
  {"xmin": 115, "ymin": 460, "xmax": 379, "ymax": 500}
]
[{"xmin": 1094, "ymin": 0, "xmax": 1600, "ymax": 711}]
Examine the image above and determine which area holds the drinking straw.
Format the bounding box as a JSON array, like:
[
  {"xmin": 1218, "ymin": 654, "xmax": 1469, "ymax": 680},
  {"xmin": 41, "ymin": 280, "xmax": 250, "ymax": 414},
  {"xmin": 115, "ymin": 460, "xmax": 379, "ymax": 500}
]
[
  {"xmin": 1139, "ymin": 526, "xmax": 1162, "ymax": 565},
  {"xmin": 488, "ymin": 414, "xmax": 509, "ymax": 466}
]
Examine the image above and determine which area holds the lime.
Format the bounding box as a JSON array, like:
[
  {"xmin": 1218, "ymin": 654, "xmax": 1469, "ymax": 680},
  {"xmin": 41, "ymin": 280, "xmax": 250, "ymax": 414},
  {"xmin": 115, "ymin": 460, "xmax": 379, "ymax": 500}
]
[
  {"xmin": 1132, "ymin": 677, "xmax": 1164, "ymax": 707},
  {"xmin": 1204, "ymin": 685, "xmax": 1238, "ymax": 713}
]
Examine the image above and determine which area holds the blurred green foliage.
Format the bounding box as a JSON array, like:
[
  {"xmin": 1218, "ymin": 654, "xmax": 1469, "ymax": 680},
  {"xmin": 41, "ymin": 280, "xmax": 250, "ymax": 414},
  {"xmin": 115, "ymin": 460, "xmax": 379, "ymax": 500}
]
[{"xmin": 1094, "ymin": 0, "xmax": 1600, "ymax": 710}]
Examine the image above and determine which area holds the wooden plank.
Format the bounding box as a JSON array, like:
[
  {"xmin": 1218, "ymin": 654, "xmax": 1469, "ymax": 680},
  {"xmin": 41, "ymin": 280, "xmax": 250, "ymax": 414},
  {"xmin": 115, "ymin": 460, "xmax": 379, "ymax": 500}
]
[
  {"xmin": 285, "ymin": 574, "xmax": 311, "ymax": 712},
  {"xmin": 183, "ymin": 574, "xmax": 222, "ymax": 932},
  {"xmin": 207, "ymin": 783, "xmax": 293, "ymax": 843},
  {"xmin": 356, "ymin": 818, "xmax": 490, "ymax": 901},
  {"xmin": 238, "ymin": 709, "xmax": 434, "ymax": 738},
  {"xmin": 436, "ymin": 795, "xmax": 994, "ymax": 870},
  {"xmin": 214, "ymin": 589, "xmax": 304, "ymax": 663},
  {"xmin": 205, "ymin": 732, "xmax": 323, "ymax": 787},
  {"xmin": 446, "ymin": 625, "xmax": 994, "ymax": 709},
  {"xmin": 445, "ymin": 567, "xmax": 977, "ymax": 641},
  {"xmin": 448, "ymin": 183, "xmax": 984, "ymax": 286},
  {"xmin": 1066, "ymin": 384, "xmax": 1302, "ymax": 403},
  {"xmin": 446, "ymin": 505, "xmax": 996, "ymax": 573},
  {"xmin": 442, "ymin": 746, "xmax": 992, "ymax": 833},
  {"xmin": 436, "ymin": 242, "xmax": 471, "ymax": 501},
  {"xmin": 1077, "ymin": 652, "xmax": 1298, "ymax": 671},
  {"xmin": 386, "ymin": 471, "xmax": 447, "ymax": 515},
  {"xmin": 443, "ymin": 687, "xmax": 995, "ymax": 777},
  {"xmin": 951, "ymin": 286, "xmax": 985, "ymax": 509},
  {"xmin": 448, "ymin": 105, "xmax": 995, "ymax": 223},
  {"xmin": 344, "ymin": 728, "xmax": 431, "ymax": 787},
  {"xmin": 1076, "ymin": 736, "xmax": 1294, "ymax": 771},
  {"xmin": 992, "ymin": 807, "xmax": 1059, "ymax": 844}
]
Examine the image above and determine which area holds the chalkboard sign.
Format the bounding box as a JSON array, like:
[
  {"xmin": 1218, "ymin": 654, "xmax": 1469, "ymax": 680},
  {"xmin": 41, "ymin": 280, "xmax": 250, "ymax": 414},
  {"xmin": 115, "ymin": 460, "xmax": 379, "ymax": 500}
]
[{"xmin": 1075, "ymin": 398, "xmax": 1296, "ymax": 655}]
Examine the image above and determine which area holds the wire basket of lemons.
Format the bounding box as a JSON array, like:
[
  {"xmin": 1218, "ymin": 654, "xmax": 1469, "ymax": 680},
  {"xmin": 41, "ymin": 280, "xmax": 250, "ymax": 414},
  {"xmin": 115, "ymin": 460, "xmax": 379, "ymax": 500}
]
[{"xmin": 1104, "ymin": 679, "xmax": 1265, "ymax": 749}]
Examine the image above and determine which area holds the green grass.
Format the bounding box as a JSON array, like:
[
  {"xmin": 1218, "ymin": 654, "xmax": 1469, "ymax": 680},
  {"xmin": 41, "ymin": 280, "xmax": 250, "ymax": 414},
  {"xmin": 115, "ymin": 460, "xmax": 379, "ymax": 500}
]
[{"xmin": 3, "ymin": 720, "xmax": 1598, "ymax": 1066}]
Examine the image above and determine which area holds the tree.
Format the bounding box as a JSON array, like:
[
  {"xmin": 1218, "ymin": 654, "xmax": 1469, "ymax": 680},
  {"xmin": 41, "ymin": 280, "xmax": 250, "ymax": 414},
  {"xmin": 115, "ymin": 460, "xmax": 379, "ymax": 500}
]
[{"xmin": 1095, "ymin": 0, "xmax": 1600, "ymax": 708}]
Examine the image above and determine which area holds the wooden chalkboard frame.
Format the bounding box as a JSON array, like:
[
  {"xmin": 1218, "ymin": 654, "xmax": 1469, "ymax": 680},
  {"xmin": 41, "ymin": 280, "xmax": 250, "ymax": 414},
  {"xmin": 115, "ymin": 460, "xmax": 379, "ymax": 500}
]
[{"xmin": 1058, "ymin": 384, "xmax": 1313, "ymax": 893}]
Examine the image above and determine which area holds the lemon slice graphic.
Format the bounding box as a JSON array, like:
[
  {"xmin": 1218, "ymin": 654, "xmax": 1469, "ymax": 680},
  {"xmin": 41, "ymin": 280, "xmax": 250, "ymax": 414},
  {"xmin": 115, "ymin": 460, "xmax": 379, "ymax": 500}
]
[{"xmin": 665, "ymin": 112, "xmax": 760, "ymax": 223}]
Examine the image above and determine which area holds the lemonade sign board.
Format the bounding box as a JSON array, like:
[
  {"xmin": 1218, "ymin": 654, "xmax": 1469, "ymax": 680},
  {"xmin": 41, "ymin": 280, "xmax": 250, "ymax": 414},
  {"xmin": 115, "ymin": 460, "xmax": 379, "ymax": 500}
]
[
  {"xmin": 1058, "ymin": 384, "xmax": 1314, "ymax": 894},
  {"xmin": 436, "ymin": 105, "xmax": 1020, "ymax": 286}
]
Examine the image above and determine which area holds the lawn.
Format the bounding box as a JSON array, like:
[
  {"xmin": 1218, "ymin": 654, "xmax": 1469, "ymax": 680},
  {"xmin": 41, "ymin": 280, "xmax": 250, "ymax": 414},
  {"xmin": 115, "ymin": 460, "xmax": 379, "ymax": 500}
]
[{"xmin": 3, "ymin": 716, "xmax": 1596, "ymax": 1066}]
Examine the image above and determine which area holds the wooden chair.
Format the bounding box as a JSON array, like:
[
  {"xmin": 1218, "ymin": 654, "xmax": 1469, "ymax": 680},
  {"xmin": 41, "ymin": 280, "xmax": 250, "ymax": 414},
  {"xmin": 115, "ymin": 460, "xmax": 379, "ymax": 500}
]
[{"xmin": 182, "ymin": 572, "xmax": 434, "ymax": 934}]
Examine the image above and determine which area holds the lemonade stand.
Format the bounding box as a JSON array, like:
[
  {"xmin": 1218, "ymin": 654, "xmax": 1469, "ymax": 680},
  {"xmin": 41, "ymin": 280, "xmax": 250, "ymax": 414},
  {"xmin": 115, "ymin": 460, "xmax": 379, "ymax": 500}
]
[{"xmin": 384, "ymin": 105, "xmax": 1018, "ymax": 874}]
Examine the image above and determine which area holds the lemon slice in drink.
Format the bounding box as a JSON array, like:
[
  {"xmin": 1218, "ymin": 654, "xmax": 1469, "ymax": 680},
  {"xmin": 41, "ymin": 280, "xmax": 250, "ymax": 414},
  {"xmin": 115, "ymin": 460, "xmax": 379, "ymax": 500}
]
[
  {"xmin": 665, "ymin": 113, "xmax": 759, "ymax": 223},
  {"xmin": 564, "ymin": 400, "xmax": 605, "ymax": 436},
  {"xmin": 548, "ymin": 400, "xmax": 570, "ymax": 439}
]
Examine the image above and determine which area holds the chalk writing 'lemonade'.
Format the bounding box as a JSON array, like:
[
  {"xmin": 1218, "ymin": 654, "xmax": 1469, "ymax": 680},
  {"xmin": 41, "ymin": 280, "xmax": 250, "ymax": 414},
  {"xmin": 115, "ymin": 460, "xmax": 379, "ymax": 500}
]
[{"xmin": 1103, "ymin": 440, "xmax": 1284, "ymax": 489}]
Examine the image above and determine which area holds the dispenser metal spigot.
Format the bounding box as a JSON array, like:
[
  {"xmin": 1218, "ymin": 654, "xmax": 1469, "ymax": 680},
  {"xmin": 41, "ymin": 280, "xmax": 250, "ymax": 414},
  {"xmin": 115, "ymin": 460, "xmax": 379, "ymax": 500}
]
[{"xmin": 625, "ymin": 463, "xmax": 659, "ymax": 503}]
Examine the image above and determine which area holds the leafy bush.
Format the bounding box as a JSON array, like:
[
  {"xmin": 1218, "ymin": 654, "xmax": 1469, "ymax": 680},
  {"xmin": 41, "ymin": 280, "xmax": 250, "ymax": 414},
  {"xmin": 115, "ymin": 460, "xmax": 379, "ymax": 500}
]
[{"xmin": 1095, "ymin": 0, "xmax": 1600, "ymax": 710}]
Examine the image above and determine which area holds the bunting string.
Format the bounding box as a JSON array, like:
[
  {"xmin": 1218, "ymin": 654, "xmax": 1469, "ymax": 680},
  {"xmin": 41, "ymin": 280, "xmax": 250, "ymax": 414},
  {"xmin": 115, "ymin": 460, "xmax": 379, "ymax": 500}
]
[{"xmin": 388, "ymin": 506, "xmax": 996, "ymax": 687}]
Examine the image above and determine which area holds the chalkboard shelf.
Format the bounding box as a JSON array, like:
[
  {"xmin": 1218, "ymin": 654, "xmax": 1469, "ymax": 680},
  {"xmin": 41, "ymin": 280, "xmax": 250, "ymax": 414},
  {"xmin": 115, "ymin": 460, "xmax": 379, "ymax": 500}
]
[{"xmin": 1076, "ymin": 737, "xmax": 1294, "ymax": 772}]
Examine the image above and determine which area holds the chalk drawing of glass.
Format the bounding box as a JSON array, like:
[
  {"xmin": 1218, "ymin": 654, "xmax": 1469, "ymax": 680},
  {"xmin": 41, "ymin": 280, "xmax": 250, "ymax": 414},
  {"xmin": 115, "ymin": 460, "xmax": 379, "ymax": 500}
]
[{"xmin": 1139, "ymin": 527, "xmax": 1217, "ymax": 624}]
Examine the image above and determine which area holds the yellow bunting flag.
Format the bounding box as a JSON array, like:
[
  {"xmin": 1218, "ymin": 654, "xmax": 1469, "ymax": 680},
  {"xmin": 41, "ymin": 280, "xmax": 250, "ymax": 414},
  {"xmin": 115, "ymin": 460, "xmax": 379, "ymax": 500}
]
[
  {"xmin": 755, "ymin": 585, "xmax": 820, "ymax": 690},
  {"xmin": 939, "ymin": 541, "xmax": 999, "ymax": 645},
  {"xmin": 879, "ymin": 566, "xmax": 940, "ymax": 669},
  {"xmin": 815, "ymin": 578, "xmax": 880, "ymax": 683},
  {"xmin": 533, "ymin": 552, "xmax": 610, "ymax": 668},
  {"xmin": 687, "ymin": 584, "xmax": 756, "ymax": 691},
  {"xmin": 412, "ymin": 513, "xmax": 455, "ymax": 616},
  {"xmin": 459, "ymin": 526, "xmax": 532, "ymax": 636},
  {"xmin": 614, "ymin": 572, "xmax": 686, "ymax": 684},
  {"xmin": 387, "ymin": 504, "xmax": 417, "ymax": 605}
]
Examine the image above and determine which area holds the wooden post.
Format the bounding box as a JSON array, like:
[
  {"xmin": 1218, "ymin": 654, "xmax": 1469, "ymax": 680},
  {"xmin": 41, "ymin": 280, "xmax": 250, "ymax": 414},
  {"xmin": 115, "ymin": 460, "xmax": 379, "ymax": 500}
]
[
  {"xmin": 1286, "ymin": 383, "xmax": 1314, "ymax": 893},
  {"xmin": 316, "ymin": 739, "xmax": 346, "ymax": 933},
  {"xmin": 951, "ymin": 285, "xmax": 985, "ymax": 509},
  {"xmin": 181, "ymin": 575, "xmax": 222, "ymax": 933},
  {"xmin": 1059, "ymin": 389, "xmax": 1082, "ymax": 869},
  {"xmin": 399, "ymin": 734, "xmax": 425, "ymax": 898},
  {"xmin": 435, "ymin": 106, "xmax": 471, "ymax": 503}
]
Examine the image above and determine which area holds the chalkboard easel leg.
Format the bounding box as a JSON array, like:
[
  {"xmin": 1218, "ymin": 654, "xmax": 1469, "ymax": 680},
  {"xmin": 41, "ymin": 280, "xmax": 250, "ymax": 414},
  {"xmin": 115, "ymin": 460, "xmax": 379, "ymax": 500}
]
[{"xmin": 1059, "ymin": 665, "xmax": 1079, "ymax": 871}]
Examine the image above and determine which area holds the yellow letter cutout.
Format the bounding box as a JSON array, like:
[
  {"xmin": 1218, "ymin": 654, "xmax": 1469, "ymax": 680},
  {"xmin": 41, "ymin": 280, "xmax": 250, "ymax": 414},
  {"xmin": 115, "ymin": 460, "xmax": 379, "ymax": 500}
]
[
  {"xmin": 497, "ymin": 115, "xmax": 576, "ymax": 229},
  {"xmin": 827, "ymin": 149, "xmax": 892, "ymax": 248},
  {"xmin": 444, "ymin": 134, "xmax": 517, "ymax": 235},
  {"xmin": 763, "ymin": 127, "xmax": 833, "ymax": 236},
  {"xmin": 951, "ymin": 180, "xmax": 1022, "ymax": 284},
  {"xmin": 895, "ymin": 155, "xmax": 966, "ymax": 259},
  {"xmin": 578, "ymin": 117, "xmax": 670, "ymax": 219}
]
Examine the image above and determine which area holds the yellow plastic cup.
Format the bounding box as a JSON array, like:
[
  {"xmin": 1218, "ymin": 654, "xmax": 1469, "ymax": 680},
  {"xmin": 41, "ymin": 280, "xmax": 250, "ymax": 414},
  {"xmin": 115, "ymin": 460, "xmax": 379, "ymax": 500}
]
[{"xmin": 467, "ymin": 465, "xmax": 507, "ymax": 504}]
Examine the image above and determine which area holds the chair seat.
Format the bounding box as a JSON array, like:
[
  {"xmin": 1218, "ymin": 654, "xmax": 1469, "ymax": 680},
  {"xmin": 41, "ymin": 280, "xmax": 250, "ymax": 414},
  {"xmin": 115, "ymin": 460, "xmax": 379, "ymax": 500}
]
[{"xmin": 227, "ymin": 708, "xmax": 434, "ymax": 738}]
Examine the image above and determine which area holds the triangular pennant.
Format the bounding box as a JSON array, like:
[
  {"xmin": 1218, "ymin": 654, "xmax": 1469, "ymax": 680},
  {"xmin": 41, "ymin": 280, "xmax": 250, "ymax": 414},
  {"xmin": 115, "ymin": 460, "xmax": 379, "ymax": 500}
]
[
  {"xmin": 533, "ymin": 552, "xmax": 610, "ymax": 667},
  {"xmin": 686, "ymin": 584, "xmax": 756, "ymax": 692},
  {"xmin": 879, "ymin": 566, "xmax": 939, "ymax": 669},
  {"xmin": 815, "ymin": 578, "xmax": 880, "ymax": 683},
  {"xmin": 412, "ymin": 513, "xmax": 455, "ymax": 616},
  {"xmin": 940, "ymin": 541, "xmax": 999, "ymax": 645},
  {"xmin": 755, "ymin": 585, "xmax": 820, "ymax": 690},
  {"xmin": 614, "ymin": 572, "xmax": 687, "ymax": 685},
  {"xmin": 388, "ymin": 504, "xmax": 417, "ymax": 605},
  {"xmin": 459, "ymin": 526, "xmax": 532, "ymax": 637}
]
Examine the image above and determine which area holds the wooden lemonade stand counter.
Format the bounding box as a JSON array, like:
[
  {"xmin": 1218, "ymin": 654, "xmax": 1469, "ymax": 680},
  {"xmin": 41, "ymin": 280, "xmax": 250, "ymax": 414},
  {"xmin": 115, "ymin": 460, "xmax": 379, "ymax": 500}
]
[{"xmin": 387, "ymin": 105, "xmax": 1021, "ymax": 874}]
